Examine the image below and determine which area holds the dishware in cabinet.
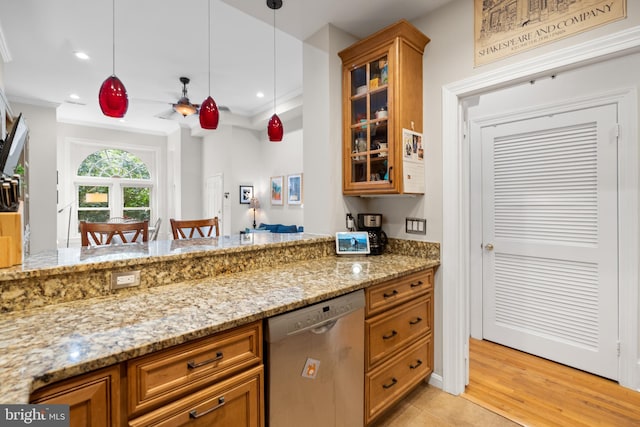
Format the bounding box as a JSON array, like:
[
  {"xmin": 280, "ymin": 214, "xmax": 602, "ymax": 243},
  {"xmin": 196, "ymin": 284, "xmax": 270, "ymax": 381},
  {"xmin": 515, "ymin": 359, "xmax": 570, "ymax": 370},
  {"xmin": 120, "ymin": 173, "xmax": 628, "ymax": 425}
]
[{"xmin": 339, "ymin": 19, "xmax": 429, "ymax": 195}]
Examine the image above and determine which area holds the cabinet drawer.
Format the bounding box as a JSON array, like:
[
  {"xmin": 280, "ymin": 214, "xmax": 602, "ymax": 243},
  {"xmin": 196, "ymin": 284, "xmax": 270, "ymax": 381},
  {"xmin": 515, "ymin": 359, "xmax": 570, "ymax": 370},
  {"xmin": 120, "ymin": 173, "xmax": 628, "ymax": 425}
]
[
  {"xmin": 128, "ymin": 321, "xmax": 262, "ymax": 417},
  {"xmin": 366, "ymin": 335, "xmax": 432, "ymax": 425},
  {"xmin": 129, "ymin": 365, "xmax": 264, "ymax": 427},
  {"xmin": 366, "ymin": 269, "xmax": 432, "ymax": 317},
  {"xmin": 366, "ymin": 295, "xmax": 430, "ymax": 368}
]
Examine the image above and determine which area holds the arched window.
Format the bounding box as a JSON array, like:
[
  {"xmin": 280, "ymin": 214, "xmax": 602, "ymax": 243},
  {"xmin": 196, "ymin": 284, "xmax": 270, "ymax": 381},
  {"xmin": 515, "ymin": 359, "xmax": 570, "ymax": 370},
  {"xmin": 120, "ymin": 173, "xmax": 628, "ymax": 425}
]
[{"xmin": 76, "ymin": 149, "xmax": 153, "ymax": 223}]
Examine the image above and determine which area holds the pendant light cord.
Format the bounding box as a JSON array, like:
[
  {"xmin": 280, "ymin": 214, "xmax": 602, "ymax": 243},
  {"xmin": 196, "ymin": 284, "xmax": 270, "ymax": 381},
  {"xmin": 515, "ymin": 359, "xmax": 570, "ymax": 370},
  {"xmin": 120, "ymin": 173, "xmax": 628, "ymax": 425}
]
[
  {"xmin": 112, "ymin": 0, "xmax": 116, "ymax": 76},
  {"xmin": 208, "ymin": 0, "xmax": 212, "ymax": 96},
  {"xmin": 273, "ymin": 5, "xmax": 276, "ymax": 114}
]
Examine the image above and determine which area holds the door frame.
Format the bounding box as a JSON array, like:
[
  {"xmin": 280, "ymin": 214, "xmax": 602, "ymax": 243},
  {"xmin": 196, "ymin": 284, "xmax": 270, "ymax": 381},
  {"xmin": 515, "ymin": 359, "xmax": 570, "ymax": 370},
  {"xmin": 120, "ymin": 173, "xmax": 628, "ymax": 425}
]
[
  {"xmin": 468, "ymin": 90, "xmax": 629, "ymax": 340},
  {"xmin": 442, "ymin": 26, "xmax": 640, "ymax": 394}
]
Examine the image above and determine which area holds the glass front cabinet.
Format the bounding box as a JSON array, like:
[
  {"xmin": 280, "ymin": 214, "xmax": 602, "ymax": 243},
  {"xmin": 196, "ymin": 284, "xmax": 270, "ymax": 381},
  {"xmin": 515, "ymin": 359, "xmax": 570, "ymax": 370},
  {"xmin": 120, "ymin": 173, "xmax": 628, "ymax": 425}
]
[{"xmin": 338, "ymin": 20, "xmax": 429, "ymax": 195}]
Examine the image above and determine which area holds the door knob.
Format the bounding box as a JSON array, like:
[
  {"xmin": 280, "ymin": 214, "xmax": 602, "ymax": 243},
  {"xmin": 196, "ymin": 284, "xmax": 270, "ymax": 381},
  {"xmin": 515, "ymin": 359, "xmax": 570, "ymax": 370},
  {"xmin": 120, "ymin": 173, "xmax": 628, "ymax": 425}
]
[{"xmin": 485, "ymin": 243, "xmax": 494, "ymax": 250}]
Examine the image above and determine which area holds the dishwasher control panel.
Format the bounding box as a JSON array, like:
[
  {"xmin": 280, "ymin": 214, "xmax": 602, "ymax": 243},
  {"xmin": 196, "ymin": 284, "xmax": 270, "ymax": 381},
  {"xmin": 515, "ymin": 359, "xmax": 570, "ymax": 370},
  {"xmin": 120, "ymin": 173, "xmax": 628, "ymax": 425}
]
[{"xmin": 266, "ymin": 290, "xmax": 365, "ymax": 342}]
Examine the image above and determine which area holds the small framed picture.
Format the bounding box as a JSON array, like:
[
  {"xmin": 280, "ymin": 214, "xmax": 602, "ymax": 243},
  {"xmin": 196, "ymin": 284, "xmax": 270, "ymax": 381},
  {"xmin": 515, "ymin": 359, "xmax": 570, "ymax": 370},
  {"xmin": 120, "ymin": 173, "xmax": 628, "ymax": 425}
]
[
  {"xmin": 335, "ymin": 231, "xmax": 370, "ymax": 255},
  {"xmin": 239, "ymin": 185, "xmax": 253, "ymax": 204},
  {"xmin": 270, "ymin": 176, "xmax": 284, "ymax": 205},
  {"xmin": 287, "ymin": 173, "xmax": 303, "ymax": 205}
]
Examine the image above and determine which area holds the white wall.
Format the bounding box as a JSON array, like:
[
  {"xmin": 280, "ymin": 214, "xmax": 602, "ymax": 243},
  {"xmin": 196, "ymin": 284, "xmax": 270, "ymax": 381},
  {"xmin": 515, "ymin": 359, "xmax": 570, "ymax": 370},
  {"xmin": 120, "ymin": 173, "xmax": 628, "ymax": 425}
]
[
  {"xmin": 411, "ymin": 0, "xmax": 640, "ymax": 386},
  {"xmin": 12, "ymin": 102, "xmax": 57, "ymax": 254},
  {"xmin": 180, "ymin": 126, "xmax": 203, "ymax": 220},
  {"xmin": 303, "ymin": 24, "xmax": 364, "ymax": 235},
  {"xmin": 201, "ymin": 120, "xmax": 304, "ymax": 233}
]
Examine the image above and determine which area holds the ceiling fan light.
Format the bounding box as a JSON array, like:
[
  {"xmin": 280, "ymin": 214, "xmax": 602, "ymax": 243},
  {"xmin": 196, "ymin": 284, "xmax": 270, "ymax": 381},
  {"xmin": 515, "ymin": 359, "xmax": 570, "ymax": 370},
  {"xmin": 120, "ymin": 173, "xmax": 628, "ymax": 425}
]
[
  {"xmin": 98, "ymin": 75, "xmax": 128, "ymax": 118},
  {"xmin": 200, "ymin": 96, "xmax": 219, "ymax": 129},
  {"xmin": 173, "ymin": 99, "xmax": 198, "ymax": 117},
  {"xmin": 268, "ymin": 113, "xmax": 283, "ymax": 142}
]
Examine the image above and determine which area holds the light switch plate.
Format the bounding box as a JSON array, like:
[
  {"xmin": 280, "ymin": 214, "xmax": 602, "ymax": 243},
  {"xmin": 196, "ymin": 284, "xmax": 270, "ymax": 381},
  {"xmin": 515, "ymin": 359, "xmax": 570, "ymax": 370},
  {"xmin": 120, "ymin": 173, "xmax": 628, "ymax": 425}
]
[{"xmin": 406, "ymin": 217, "xmax": 427, "ymax": 235}]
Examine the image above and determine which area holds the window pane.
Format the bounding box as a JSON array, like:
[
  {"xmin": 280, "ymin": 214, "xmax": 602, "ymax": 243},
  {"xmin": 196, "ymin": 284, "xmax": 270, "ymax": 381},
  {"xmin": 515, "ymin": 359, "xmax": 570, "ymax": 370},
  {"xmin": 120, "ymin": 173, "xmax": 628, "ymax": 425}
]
[
  {"xmin": 124, "ymin": 209, "xmax": 150, "ymax": 221},
  {"xmin": 78, "ymin": 210, "xmax": 110, "ymax": 223},
  {"xmin": 77, "ymin": 149, "xmax": 151, "ymax": 179},
  {"xmin": 79, "ymin": 186, "xmax": 109, "ymax": 208},
  {"xmin": 123, "ymin": 187, "xmax": 150, "ymax": 208}
]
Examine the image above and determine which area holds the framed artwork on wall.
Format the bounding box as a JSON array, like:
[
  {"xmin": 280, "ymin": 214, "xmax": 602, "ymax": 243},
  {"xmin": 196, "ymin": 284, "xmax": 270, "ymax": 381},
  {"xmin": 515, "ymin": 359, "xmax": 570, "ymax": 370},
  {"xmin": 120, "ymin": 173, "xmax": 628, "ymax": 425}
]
[
  {"xmin": 270, "ymin": 176, "xmax": 284, "ymax": 205},
  {"xmin": 287, "ymin": 173, "xmax": 303, "ymax": 205},
  {"xmin": 239, "ymin": 185, "xmax": 253, "ymax": 204}
]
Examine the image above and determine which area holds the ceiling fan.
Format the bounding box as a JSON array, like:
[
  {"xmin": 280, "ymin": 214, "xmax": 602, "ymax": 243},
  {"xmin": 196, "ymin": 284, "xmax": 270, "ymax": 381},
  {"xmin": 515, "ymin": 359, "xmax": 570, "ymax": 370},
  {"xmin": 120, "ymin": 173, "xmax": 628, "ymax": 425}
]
[
  {"xmin": 173, "ymin": 77, "xmax": 200, "ymax": 117},
  {"xmin": 156, "ymin": 77, "xmax": 228, "ymax": 120}
]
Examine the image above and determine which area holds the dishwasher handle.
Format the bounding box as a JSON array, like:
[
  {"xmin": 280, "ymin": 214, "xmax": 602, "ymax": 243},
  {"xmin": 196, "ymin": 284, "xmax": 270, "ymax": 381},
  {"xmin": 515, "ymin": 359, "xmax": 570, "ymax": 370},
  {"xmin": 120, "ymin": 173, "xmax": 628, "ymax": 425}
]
[{"xmin": 310, "ymin": 319, "xmax": 338, "ymax": 335}]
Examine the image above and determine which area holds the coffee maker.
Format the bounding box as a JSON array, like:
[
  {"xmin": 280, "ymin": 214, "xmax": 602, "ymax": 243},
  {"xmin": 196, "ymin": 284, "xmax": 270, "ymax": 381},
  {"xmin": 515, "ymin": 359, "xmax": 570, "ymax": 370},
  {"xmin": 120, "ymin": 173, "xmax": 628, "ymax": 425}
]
[{"xmin": 357, "ymin": 213, "xmax": 388, "ymax": 255}]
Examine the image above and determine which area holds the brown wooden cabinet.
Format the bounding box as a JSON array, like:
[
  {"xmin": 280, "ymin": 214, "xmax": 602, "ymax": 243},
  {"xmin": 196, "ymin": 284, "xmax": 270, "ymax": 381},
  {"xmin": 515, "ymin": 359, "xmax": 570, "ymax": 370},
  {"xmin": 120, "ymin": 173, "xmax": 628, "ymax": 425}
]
[
  {"xmin": 30, "ymin": 365, "xmax": 122, "ymax": 427},
  {"xmin": 364, "ymin": 269, "xmax": 434, "ymax": 425},
  {"xmin": 29, "ymin": 321, "xmax": 264, "ymax": 427},
  {"xmin": 339, "ymin": 20, "xmax": 429, "ymax": 196}
]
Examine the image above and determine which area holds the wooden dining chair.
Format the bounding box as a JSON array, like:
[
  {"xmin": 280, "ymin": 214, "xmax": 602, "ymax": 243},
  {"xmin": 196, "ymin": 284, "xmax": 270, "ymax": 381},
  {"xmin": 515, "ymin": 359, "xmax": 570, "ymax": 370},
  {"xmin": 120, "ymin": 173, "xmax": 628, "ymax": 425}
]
[
  {"xmin": 80, "ymin": 220, "xmax": 149, "ymax": 246},
  {"xmin": 170, "ymin": 217, "xmax": 219, "ymax": 239}
]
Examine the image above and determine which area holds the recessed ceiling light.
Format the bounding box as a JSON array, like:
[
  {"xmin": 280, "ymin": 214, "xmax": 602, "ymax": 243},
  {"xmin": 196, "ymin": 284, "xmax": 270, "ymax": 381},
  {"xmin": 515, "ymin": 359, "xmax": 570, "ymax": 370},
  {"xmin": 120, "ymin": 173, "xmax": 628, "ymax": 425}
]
[
  {"xmin": 256, "ymin": 92, "xmax": 265, "ymax": 98},
  {"xmin": 74, "ymin": 51, "xmax": 90, "ymax": 60},
  {"xmin": 69, "ymin": 94, "xmax": 80, "ymax": 100}
]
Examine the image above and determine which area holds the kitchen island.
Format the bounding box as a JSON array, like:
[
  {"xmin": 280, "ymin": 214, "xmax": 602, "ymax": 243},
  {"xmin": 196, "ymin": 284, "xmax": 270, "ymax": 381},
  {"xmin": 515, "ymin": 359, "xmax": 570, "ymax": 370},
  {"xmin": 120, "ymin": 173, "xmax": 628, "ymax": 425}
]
[{"xmin": 0, "ymin": 232, "xmax": 439, "ymax": 406}]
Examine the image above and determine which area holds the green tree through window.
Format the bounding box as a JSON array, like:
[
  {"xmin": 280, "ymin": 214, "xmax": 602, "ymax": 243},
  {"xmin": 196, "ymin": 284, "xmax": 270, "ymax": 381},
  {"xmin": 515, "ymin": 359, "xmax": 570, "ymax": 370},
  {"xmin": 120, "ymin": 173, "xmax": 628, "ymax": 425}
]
[
  {"xmin": 77, "ymin": 149, "xmax": 150, "ymax": 179},
  {"xmin": 76, "ymin": 149, "xmax": 152, "ymax": 223}
]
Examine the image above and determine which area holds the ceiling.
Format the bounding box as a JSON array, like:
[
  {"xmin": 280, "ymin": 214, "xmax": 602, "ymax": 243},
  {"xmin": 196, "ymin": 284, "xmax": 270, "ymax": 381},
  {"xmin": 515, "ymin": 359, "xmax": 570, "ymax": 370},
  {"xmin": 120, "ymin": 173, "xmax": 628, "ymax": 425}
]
[{"xmin": 0, "ymin": 0, "xmax": 452, "ymax": 135}]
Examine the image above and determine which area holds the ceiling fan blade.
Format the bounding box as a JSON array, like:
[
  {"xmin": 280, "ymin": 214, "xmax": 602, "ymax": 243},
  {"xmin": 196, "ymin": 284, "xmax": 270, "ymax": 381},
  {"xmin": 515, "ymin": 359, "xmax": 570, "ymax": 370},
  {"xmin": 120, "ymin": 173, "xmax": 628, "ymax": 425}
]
[{"xmin": 155, "ymin": 109, "xmax": 180, "ymax": 120}]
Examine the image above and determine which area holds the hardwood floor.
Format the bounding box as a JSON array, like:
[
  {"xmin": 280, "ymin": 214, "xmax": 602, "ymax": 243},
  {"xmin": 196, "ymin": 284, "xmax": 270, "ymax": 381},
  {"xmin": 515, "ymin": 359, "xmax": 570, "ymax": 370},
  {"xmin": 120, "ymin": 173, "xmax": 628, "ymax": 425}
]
[{"xmin": 463, "ymin": 338, "xmax": 640, "ymax": 427}]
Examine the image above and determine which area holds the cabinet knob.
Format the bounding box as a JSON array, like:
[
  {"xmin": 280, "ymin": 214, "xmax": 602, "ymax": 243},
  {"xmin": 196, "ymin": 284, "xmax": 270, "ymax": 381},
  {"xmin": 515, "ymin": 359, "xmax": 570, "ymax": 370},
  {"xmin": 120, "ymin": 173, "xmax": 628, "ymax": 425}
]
[{"xmin": 484, "ymin": 243, "xmax": 494, "ymax": 250}]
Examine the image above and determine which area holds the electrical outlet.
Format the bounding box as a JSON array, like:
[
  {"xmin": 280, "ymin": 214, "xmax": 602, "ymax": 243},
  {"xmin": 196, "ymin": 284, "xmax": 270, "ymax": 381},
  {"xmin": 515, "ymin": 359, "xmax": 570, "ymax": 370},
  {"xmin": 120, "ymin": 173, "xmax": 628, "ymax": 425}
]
[
  {"xmin": 111, "ymin": 271, "xmax": 141, "ymax": 290},
  {"xmin": 406, "ymin": 217, "xmax": 427, "ymax": 235}
]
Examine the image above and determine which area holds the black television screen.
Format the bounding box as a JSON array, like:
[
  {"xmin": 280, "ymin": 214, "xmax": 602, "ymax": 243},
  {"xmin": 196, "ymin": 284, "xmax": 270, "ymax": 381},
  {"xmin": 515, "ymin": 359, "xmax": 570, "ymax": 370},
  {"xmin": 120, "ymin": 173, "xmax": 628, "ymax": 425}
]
[{"xmin": 0, "ymin": 113, "xmax": 28, "ymax": 177}]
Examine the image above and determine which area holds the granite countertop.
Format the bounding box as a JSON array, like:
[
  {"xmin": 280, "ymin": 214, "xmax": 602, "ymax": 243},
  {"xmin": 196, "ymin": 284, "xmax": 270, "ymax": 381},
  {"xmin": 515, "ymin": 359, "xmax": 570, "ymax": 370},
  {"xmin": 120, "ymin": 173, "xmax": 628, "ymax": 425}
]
[{"xmin": 0, "ymin": 249, "xmax": 438, "ymax": 403}]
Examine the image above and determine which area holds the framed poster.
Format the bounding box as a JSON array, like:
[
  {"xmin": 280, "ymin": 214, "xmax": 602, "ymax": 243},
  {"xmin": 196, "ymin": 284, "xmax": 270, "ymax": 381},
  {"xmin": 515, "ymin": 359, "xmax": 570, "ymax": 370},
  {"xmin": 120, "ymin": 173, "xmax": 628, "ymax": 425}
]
[
  {"xmin": 287, "ymin": 173, "xmax": 303, "ymax": 205},
  {"xmin": 239, "ymin": 185, "xmax": 253, "ymax": 204},
  {"xmin": 270, "ymin": 176, "xmax": 284, "ymax": 205},
  {"xmin": 474, "ymin": 0, "xmax": 627, "ymax": 66}
]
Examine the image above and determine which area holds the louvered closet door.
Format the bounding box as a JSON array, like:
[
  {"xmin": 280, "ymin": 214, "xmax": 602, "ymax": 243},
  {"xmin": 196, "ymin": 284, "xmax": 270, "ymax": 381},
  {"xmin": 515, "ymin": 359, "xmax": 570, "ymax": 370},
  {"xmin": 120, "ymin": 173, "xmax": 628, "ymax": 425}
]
[{"xmin": 481, "ymin": 103, "xmax": 618, "ymax": 380}]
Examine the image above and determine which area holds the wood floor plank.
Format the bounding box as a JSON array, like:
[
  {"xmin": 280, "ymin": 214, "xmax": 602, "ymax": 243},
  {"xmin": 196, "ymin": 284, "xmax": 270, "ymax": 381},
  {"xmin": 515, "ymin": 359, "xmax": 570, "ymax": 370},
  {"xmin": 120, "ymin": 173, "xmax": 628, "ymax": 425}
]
[{"xmin": 463, "ymin": 339, "xmax": 640, "ymax": 426}]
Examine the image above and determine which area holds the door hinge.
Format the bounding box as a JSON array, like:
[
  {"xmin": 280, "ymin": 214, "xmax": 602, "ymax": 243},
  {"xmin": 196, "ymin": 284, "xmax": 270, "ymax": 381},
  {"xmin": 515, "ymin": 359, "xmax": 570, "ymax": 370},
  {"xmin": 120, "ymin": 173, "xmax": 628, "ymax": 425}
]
[
  {"xmin": 617, "ymin": 341, "xmax": 621, "ymax": 357},
  {"xmin": 614, "ymin": 123, "xmax": 620, "ymax": 140}
]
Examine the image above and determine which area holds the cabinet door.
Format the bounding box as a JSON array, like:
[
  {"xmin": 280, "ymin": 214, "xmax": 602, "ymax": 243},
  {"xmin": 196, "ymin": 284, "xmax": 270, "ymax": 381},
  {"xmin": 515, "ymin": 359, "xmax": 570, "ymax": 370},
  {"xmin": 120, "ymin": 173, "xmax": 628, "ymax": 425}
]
[
  {"xmin": 128, "ymin": 365, "xmax": 263, "ymax": 427},
  {"xmin": 30, "ymin": 365, "xmax": 121, "ymax": 427},
  {"xmin": 345, "ymin": 52, "xmax": 392, "ymax": 191},
  {"xmin": 343, "ymin": 51, "xmax": 396, "ymax": 195},
  {"xmin": 339, "ymin": 20, "xmax": 429, "ymax": 196}
]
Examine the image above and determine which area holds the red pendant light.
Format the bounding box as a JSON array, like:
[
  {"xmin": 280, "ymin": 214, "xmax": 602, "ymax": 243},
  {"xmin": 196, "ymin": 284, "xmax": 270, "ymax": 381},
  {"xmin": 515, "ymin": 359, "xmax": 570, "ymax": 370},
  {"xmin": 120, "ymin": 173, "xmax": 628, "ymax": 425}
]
[
  {"xmin": 268, "ymin": 113, "xmax": 283, "ymax": 141},
  {"xmin": 200, "ymin": 0, "xmax": 219, "ymax": 130},
  {"xmin": 99, "ymin": 0, "xmax": 128, "ymax": 118},
  {"xmin": 99, "ymin": 75, "xmax": 128, "ymax": 118},
  {"xmin": 267, "ymin": 0, "xmax": 283, "ymax": 142}
]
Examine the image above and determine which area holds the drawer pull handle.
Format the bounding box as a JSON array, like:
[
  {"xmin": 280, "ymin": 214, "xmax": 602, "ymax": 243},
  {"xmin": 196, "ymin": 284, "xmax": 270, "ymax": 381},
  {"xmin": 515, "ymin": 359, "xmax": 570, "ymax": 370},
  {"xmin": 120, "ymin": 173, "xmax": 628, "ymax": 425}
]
[
  {"xmin": 189, "ymin": 396, "xmax": 225, "ymax": 419},
  {"xmin": 382, "ymin": 378, "xmax": 398, "ymax": 389},
  {"xmin": 383, "ymin": 290, "xmax": 398, "ymax": 298},
  {"xmin": 410, "ymin": 359, "xmax": 423, "ymax": 369},
  {"xmin": 382, "ymin": 330, "xmax": 398, "ymax": 340},
  {"xmin": 187, "ymin": 351, "xmax": 223, "ymax": 369},
  {"xmin": 410, "ymin": 280, "xmax": 424, "ymax": 288},
  {"xmin": 409, "ymin": 317, "xmax": 423, "ymax": 325}
]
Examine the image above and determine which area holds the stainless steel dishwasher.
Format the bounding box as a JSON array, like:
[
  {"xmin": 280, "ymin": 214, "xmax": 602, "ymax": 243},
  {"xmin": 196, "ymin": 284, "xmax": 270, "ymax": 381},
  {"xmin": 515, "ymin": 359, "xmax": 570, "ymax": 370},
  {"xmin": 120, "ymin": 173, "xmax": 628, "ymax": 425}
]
[{"xmin": 266, "ymin": 289, "xmax": 365, "ymax": 427}]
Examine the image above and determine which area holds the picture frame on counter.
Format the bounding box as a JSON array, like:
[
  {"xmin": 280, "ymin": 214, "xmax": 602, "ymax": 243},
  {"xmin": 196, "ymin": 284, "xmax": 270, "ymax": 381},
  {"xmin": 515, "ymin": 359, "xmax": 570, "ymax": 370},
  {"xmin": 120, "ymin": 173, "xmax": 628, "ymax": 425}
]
[
  {"xmin": 270, "ymin": 176, "xmax": 284, "ymax": 206},
  {"xmin": 239, "ymin": 185, "xmax": 253, "ymax": 204},
  {"xmin": 287, "ymin": 173, "xmax": 303, "ymax": 205}
]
